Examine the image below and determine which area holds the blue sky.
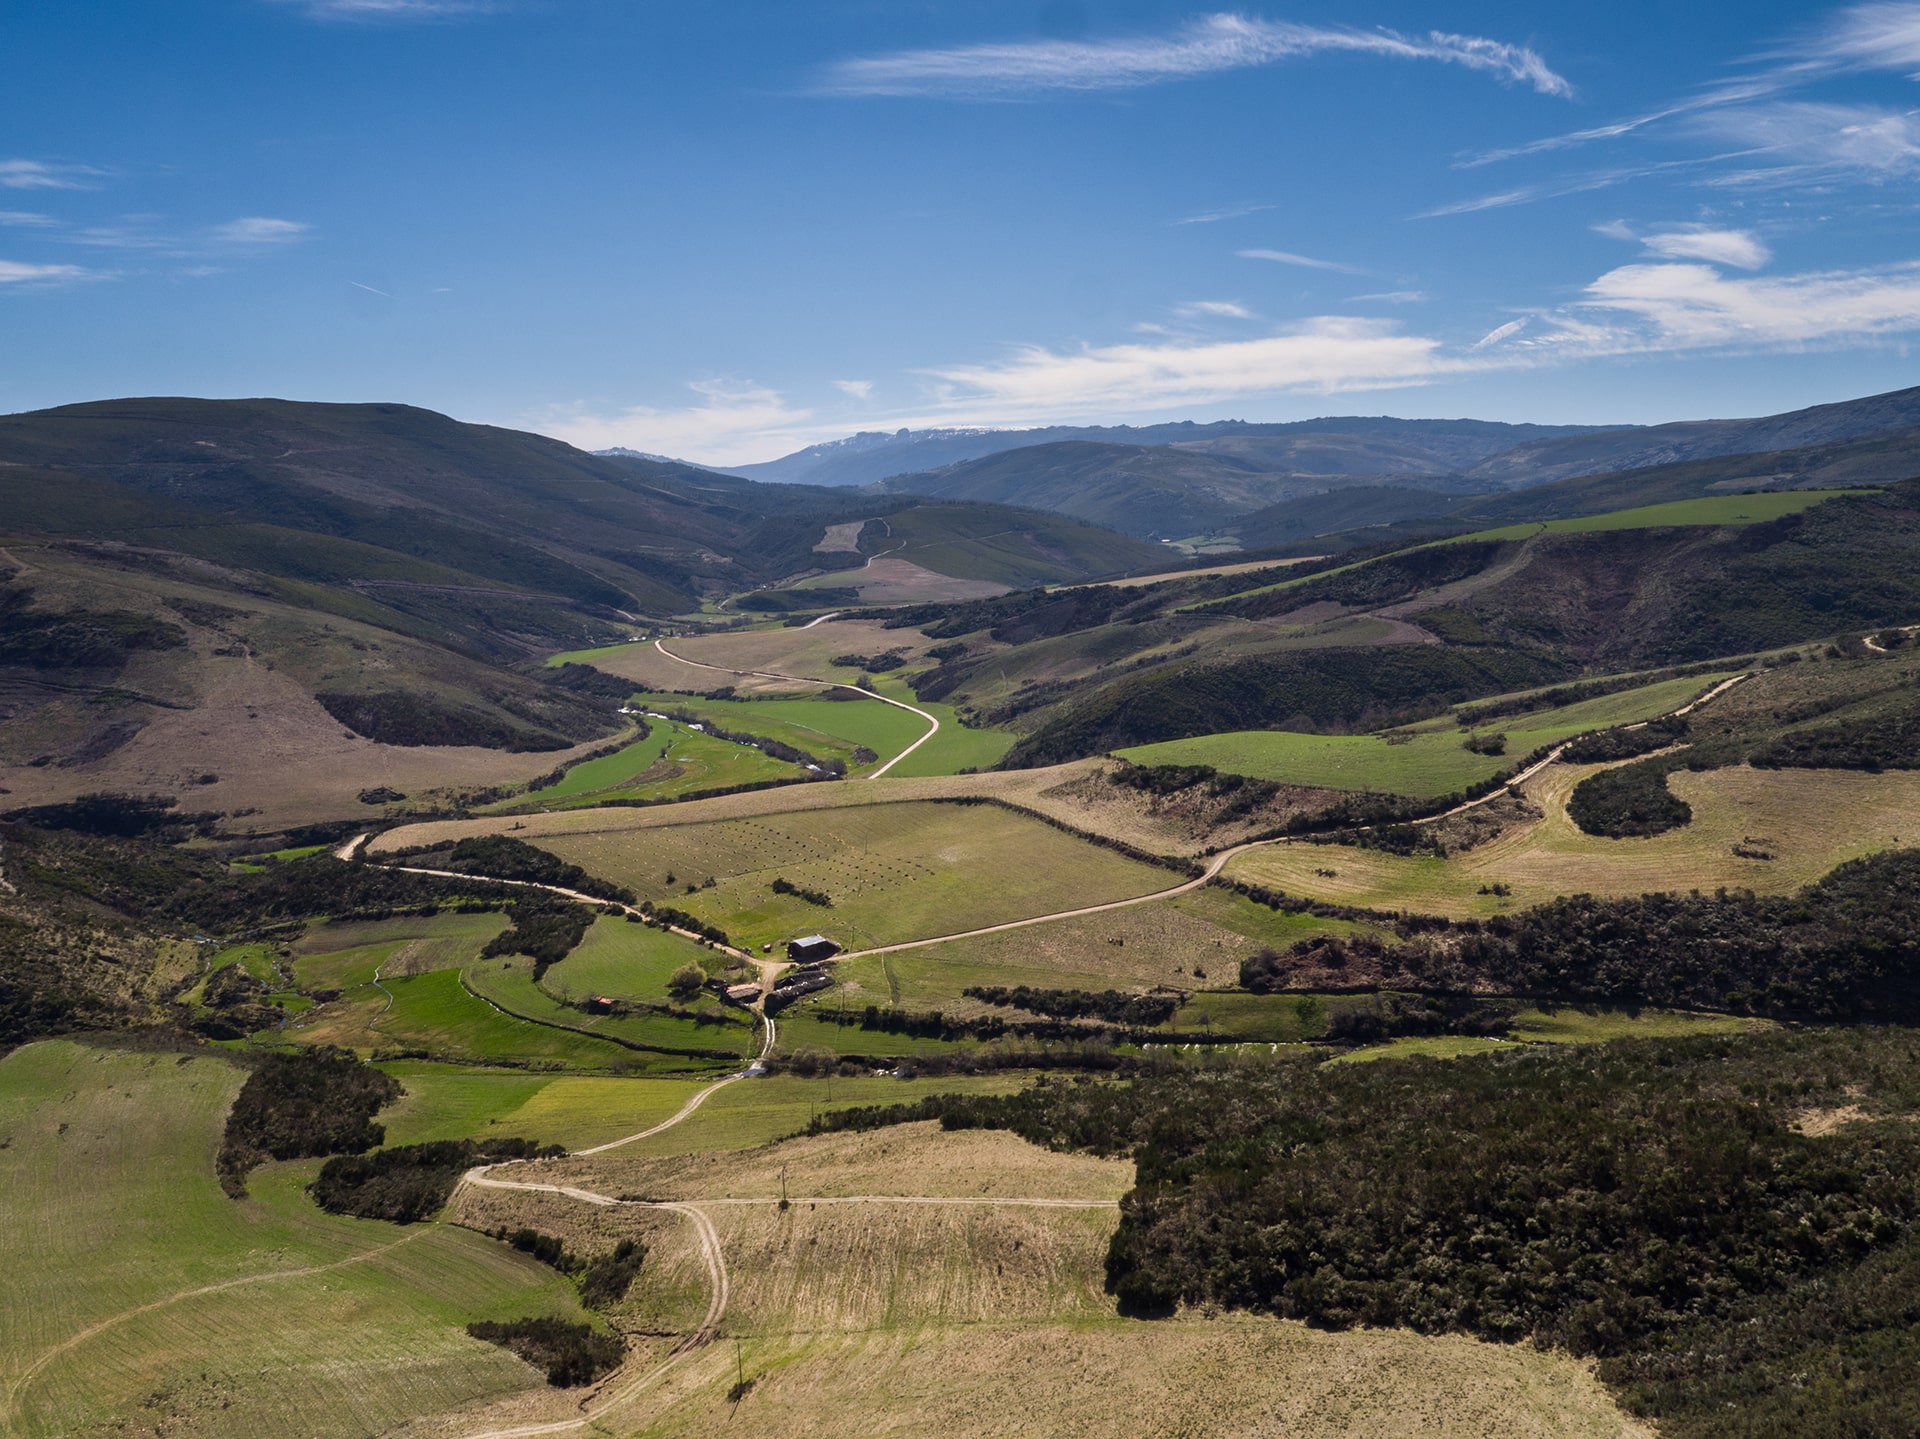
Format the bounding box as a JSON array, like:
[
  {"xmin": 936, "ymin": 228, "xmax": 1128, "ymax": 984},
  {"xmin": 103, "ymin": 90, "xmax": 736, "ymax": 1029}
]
[{"xmin": 7, "ymin": 1, "xmax": 1920, "ymax": 463}]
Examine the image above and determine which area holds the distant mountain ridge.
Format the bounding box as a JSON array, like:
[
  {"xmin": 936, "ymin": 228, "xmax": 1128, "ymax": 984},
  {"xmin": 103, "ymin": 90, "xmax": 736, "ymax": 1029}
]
[
  {"xmin": 714, "ymin": 415, "xmax": 1617, "ymax": 490},
  {"xmin": 802, "ymin": 386, "xmax": 1920, "ymax": 541}
]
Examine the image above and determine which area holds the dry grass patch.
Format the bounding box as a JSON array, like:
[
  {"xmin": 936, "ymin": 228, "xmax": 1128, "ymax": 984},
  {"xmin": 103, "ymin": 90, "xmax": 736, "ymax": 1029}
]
[
  {"xmin": 533, "ymin": 1120, "xmax": 1133, "ymax": 1205},
  {"xmin": 1226, "ymin": 763, "xmax": 1920, "ymax": 920}
]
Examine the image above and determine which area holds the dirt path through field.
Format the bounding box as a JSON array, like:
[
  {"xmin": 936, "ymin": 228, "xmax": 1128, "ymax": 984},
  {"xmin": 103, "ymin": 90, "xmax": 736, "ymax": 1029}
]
[
  {"xmin": 652, "ymin": 637, "xmax": 940, "ymax": 779},
  {"xmin": 3, "ymin": 1229, "xmax": 432, "ymax": 1425}
]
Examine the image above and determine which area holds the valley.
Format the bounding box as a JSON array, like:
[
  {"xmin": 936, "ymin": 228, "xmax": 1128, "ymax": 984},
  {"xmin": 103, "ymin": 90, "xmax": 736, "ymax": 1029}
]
[{"xmin": 9, "ymin": 388, "xmax": 1920, "ymax": 1439}]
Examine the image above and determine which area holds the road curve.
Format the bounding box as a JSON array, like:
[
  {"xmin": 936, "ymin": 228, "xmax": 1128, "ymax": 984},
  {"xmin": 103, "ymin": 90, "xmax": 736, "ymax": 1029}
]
[{"xmin": 652, "ymin": 637, "xmax": 941, "ymax": 780}]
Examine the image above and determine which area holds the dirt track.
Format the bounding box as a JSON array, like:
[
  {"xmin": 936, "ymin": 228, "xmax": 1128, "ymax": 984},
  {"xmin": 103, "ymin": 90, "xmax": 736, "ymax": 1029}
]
[{"xmin": 652, "ymin": 636, "xmax": 941, "ymax": 779}]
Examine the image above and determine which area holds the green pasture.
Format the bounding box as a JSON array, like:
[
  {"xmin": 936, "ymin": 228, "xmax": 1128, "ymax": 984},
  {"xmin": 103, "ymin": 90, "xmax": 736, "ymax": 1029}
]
[
  {"xmin": 1118, "ymin": 671, "xmax": 1732, "ymax": 797},
  {"xmin": 0, "ymin": 1041, "xmax": 588, "ymax": 1439}
]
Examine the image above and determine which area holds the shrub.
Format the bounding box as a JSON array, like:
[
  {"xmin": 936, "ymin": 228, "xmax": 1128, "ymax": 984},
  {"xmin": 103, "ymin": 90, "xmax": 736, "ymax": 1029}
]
[
  {"xmin": 465, "ymin": 1319, "xmax": 623, "ymax": 1386},
  {"xmin": 218, "ymin": 1047, "xmax": 401, "ymax": 1195},
  {"xmin": 312, "ymin": 1137, "xmax": 560, "ymax": 1223}
]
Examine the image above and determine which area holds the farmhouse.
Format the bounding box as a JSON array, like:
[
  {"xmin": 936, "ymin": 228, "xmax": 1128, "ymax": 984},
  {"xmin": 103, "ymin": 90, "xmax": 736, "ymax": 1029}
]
[
  {"xmin": 787, "ymin": 933, "xmax": 839, "ymax": 962},
  {"xmin": 584, "ymin": 995, "xmax": 616, "ymax": 1014}
]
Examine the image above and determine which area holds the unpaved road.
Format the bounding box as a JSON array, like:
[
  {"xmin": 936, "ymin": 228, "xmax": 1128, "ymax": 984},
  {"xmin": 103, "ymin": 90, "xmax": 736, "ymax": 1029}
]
[{"xmin": 653, "ymin": 636, "xmax": 941, "ymax": 779}]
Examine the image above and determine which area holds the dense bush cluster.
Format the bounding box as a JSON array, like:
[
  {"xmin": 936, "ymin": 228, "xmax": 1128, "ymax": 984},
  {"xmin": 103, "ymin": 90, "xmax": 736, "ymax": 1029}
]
[
  {"xmin": 771, "ymin": 876, "xmax": 832, "ymax": 907},
  {"xmin": 1203, "ymin": 540, "xmax": 1509, "ymax": 621},
  {"xmin": 1566, "ymin": 752, "xmax": 1696, "ymax": 837},
  {"xmin": 313, "ymin": 1137, "xmax": 560, "ymax": 1222},
  {"xmin": 2, "ymin": 792, "xmax": 215, "ymax": 840},
  {"xmin": 465, "ymin": 1319, "xmax": 624, "ymax": 1387},
  {"xmin": 217, "ymin": 1046, "xmax": 402, "ymax": 1193},
  {"xmin": 963, "ymin": 985, "xmax": 1179, "ymax": 1027},
  {"xmin": 0, "ymin": 585, "xmax": 184, "ymax": 671},
  {"xmin": 821, "ymin": 1028, "xmax": 1920, "ymax": 1434},
  {"xmin": 481, "ymin": 895, "xmax": 597, "ymax": 977},
  {"xmin": 1559, "ymin": 714, "xmax": 1687, "ymax": 764},
  {"xmin": 316, "ymin": 689, "xmax": 572, "ymax": 751},
  {"xmin": 435, "ymin": 836, "xmax": 635, "ymax": 903},
  {"xmin": 1268, "ymin": 849, "xmax": 1920, "ymax": 1024}
]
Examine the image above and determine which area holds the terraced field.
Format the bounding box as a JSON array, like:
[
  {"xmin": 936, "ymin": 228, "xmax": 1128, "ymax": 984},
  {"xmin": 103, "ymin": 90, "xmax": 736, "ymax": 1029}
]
[
  {"xmin": 439, "ymin": 1116, "xmax": 1648, "ymax": 1439},
  {"xmin": 1120, "ymin": 671, "xmax": 1733, "ymax": 797},
  {"xmin": 539, "ymin": 914, "xmax": 736, "ymax": 1008},
  {"xmin": 483, "ymin": 717, "xmax": 802, "ymax": 812},
  {"xmin": 291, "ymin": 912, "xmax": 509, "ymax": 991},
  {"xmin": 1226, "ymin": 763, "xmax": 1920, "ymax": 919},
  {"xmin": 532, "ymin": 799, "xmax": 1173, "ymax": 952},
  {"xmin": 0, "ymin": 1042, "xmax": 590, "ymax": 1439}
]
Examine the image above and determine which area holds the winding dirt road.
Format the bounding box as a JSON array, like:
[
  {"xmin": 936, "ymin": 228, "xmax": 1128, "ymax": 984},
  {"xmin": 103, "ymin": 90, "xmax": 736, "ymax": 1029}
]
[{"xmin": 652, "ymin": 637, "xmax": 941, "ymax": 780}]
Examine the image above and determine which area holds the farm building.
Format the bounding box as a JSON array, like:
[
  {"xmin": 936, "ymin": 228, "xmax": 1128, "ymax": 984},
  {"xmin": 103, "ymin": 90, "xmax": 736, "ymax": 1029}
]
[
  {"xmin": 584, "ymin": 995, "xmax": 616, "ymax": 1014},
  {"xmin": 787, "ymin": 934, "xmax": 839, "ymax": 961},
  {"xmin": 724, "ymin": 981, "xmax": 762, "ymax": 1005}
]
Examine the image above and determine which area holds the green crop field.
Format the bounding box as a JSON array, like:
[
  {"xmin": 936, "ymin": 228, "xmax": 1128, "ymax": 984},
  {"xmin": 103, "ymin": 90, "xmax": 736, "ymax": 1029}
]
[
  {"xmin": 485, "ymin": 716, "xmax": 801, "ymax": 812},
  {"xmin": 292, "ymin": 965, "xmax": 717, "ymax": 1073},
  {"xmin": 463, "ymin": 954, "xmax": 754, "ymax": 1062},
  {"xmin": 540, "ymin": 914, "xmax": 737, "ymax": 1006},
  {"xmin": 627, "ymin": 688, "xmax": 929, "ymax": 773},
  {"xmin": 867, "ymin": 678, "xmax": 1015, "ymax": 775},
  {"xmin": 1119, "ymin": 672, "xmax": 1733, "ymax": 797},
  {"xmin": 1448, "ymin": 489, "xmax": 1865, "ymax": 544},
  {"xmin": 0, "ymin": 1041, "xmax": 589, "ymax": 1439},
  {"xmin": 374, "ymin": 1061, "xmax": 712, "ymax": 1149},
  {"xmin": 1224, "ymin": 762, "xmax": 1920, "ymax": 919},
  {"xmin": 290, "ymin": 911, "xmax": 509, "ymax": 991},
  {"xmin": 533, "ymin": 799, "xmax": 1171, "ymax": 952}
]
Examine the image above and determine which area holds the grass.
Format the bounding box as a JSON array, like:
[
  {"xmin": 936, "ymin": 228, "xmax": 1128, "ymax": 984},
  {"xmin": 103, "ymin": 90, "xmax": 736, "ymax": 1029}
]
[
  {"xmin": 292, "ymin": 965, "xmax": 711, "ymax": 1073},
  {"xmin": 1118, "ymin": 671, "xmax": 1734, "ymax": 798},
  {"xmin": 446, "ymin": 1110, "xmax": 1644, "ymax": 1439},
  {"xmin": 290, "ymin": 911, "xmax": 508, "ymax": 990},
  {"xmin": 1331, "ymin": 1006, "xmax": 1766, "ymax": 1063},
  {"xmin": 533, "ymin": 799, "xmax": 1171, "ymax": 952},
  {"xmin": 539, "ymin": 914, "xmax": 738, "ymax": 1007},
  {"xmin": 1224, "ymin": 762, "xmax": 1920, "ymax": 920},
  {"xmin": 1184, "ymin": 489, "xmax": 1862, "ymax": 613},
  {"xmin": 484, "ymin": 717, "xmax": 800, "ymax": 812},
  {"xmin": 1448, "ymin": 489, "xmax": 1867, "ymax": 543},
  {"xmin": 868, "ymin": 676, "xmax": 1015, "ymax": 775},
  {"xmin": 373, "ymin": 1061, "xmax": 711, "ymax": 1149},
  {"xmin": 817, "ymin": 892, "xmax": 1355, "ymax": 1018},
  {"xmin": 0, "ymin": 1040, "xmax": 590, "ymax": 1439},
  {"xmin": 626, "ymin": 688, "xmax": 929, "ymax": 774},
  {"xmin": 463, "ymin": 954, "xmax": 753, "ymax": 1062},
  {"xmin": 536, "ymin": 1071, "xmax": 1024, "ymax": 1157}
]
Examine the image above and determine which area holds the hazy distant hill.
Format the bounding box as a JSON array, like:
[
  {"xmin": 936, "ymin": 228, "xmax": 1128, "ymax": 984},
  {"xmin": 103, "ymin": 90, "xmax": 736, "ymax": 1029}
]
[
  {"xmin": 857, "ymin": 386, "xmax": 1920, "ymax": 542},
  {"xmin": 725, "ymin": 415, "xmax": 1615, "ymax": 491}
]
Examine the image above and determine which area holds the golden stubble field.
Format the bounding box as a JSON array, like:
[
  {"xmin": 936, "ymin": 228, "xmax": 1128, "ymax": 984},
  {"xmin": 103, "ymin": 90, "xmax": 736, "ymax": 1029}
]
[{"xmin": 432, "ymin": 1119, "xmax": 1647, "ymax": 1439}]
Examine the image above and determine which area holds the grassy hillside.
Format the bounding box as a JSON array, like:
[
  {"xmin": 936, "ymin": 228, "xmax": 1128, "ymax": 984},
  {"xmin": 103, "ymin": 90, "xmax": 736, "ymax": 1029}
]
[{"xmin": 0, "ymin": 1041, "xmax": 589, "ymax": 1439}]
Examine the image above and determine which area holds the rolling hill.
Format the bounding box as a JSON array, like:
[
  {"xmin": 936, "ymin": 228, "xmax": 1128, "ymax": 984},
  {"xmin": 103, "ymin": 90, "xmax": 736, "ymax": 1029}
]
[
  {"xmin": 0, "ymin": 398, "xmax": 1164, "ymax": 825},
  {"xmin": 854, "ymin": 387, "xmax": 1920, "ymax": 544}
]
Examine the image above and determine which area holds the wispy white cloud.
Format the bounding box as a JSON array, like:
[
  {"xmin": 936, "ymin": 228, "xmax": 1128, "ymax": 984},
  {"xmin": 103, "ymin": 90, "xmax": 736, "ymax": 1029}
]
[
  {"xmin": 1238, "ymin": 247, "xmax": 1365, "ymax": 274},
  {"xmin": 909, "ymin": 318, "xmax": 1463, "ymax": 425},
  {"xmin": 279, "ymin": 0, "xmax": 497, "ymax": 19},
  {"xmin": 1350, "ymin": 289, "xmax": 1428, "ymax": 303},
  {"xmin": 1176, "ymin": 299, "xmax": 1256, "ymax": 319},
  {"xmin": 1174, "ymin": 201, "xmax": 1275, "ymax": 225},
  {"xmin": 833, "ymin": 379, "xmax": 874, "ymax": 400},
  {"xmin": 349, "ymin": 280, "xmax": 393, "ymax": 297},
  {"xmin": 1565, "ymin": 258, "xmax": 1920, "ymax": 352},
  {"xmin": 1471, "ymin": 317, "xmax": 1530, "ymax": 349},
  {"xmin": 211, "ymin": 217, "xmax": 310, "ymax": 246},
  {"xmin": 0, "ymin": 211, "xmax": 55, "ymax": 227},
  {"xmin": 536, "ymin": 381, "xmax": 817, "ymax": 468},
  {"xmin": 0, "ymin": 159, "xmax": 106, "ymax": 191},
  {"xmin": 0, "ymin": 259, "xmax": 100, "ymax": 286},
  {"xmin": 812, "ymin": 14, "xmax": 1570, "ymax": 100},
  {"xmin": 1450, "ymin": 3, "xmax": 1920, "ymax": 203},
  {"xmin": 1640, "ymin": 225, "xmax": 1772, "ymax": 269}
]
